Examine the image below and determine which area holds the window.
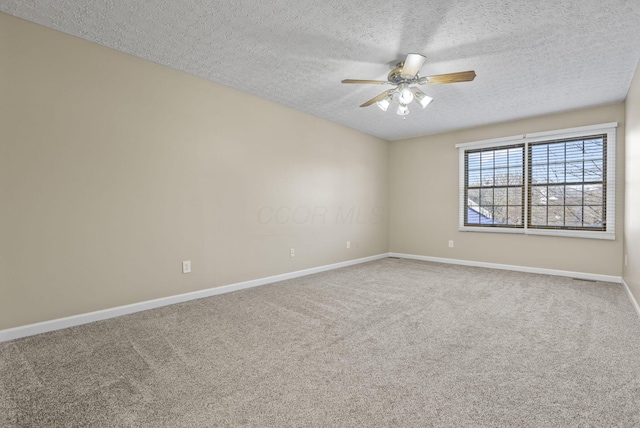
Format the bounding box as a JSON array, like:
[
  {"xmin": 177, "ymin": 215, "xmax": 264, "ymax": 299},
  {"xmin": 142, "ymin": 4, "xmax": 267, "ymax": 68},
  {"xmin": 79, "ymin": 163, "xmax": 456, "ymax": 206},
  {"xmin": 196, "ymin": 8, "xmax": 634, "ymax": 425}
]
[
  {"xmin": 457, "ymin": 123, "xmax": 616, "ymax": 239},
  {"xmin": 465, "ymin": 145, "xmax": 524, "ymax": 227},
  {"xmin": 529, "ymin": 135, "xmax": 606, "ymax": 231}
]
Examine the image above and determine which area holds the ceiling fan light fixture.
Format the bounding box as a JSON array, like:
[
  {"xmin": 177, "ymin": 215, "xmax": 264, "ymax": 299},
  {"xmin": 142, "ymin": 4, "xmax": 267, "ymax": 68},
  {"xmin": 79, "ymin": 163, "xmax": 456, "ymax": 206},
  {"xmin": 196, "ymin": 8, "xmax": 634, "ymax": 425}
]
[
  {"xmin": 397, "ymin": 104, "xmax": 409, "ymax": 116},
  {"xmin": 376, "ymin": 98, "xmax": 390, "ymax": 111},
  {"xmin": 413, "ymin": 88, "xmax": 434, "ymax": 108},
  {"xmin": 343, "ymin": 53, "xmax": 476, "ymax": 116},
  {"xmin": 397, "ymin": 84, "xmax": 414, "ymax": 105},
  {"xmin": 376, "ymin": 92, "xmax": 393, "ymax": 111}
]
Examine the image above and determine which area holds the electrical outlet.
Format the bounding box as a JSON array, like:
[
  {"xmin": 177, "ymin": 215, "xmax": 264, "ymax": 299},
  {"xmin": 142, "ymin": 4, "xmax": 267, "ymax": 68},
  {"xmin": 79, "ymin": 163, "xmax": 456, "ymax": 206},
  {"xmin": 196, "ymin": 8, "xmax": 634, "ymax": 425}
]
[
  {"xmin": 625, "ymin": 254, "xmax": 628, "ymax": 267},
  {"xmin": 356, "ymin": 240, "xmax": 360, "ymax": 248},
  {"xmin": 182, "ymin": 260, "xmax": 191, "ymax": 274},
  {"xmin": 346, "ymin": 241, "xmax": 350, "ymax": 249},
  {"xmin": 448, "ymin": 240, "xmax": 454, "ymax": 248},
  {"xmin": 290, "ymin": 248, "xmax": 295, "ymax": 258}
]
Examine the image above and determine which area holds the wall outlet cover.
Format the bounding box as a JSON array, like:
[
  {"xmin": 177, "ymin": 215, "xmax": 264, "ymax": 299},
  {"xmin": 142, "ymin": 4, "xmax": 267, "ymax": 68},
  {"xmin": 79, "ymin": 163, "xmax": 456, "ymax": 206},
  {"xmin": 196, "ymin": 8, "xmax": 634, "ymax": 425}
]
[{"xmin": 182, "ymin": 260, "xmax": 191, "ymax": 274}]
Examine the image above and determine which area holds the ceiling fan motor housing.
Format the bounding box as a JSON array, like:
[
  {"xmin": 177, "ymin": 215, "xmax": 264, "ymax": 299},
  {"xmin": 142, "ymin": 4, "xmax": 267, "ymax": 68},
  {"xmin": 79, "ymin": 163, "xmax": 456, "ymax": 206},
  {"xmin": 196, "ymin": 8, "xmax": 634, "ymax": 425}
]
[
  {"xmin": 341, "ymin": 53, "xmax": 475, "ymax": 112},
  {"xmin": 388, "ymin": 63, "xmax": 419, "ymax": 85}
]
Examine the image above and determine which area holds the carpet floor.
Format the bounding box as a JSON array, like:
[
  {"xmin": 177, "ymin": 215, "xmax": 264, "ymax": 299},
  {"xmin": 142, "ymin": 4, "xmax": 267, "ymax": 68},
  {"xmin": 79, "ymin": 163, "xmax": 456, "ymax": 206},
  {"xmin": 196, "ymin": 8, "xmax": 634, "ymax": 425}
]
[{"xmin": 1, "ymin": 258, "xmax": 640, "ymax": 427}]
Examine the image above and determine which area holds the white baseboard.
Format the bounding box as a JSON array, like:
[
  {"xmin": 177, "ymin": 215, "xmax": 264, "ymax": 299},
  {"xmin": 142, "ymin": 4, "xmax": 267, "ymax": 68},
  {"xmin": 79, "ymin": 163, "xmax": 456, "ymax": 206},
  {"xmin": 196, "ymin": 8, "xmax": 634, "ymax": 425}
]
[
  {"xmin": 389, "ymin": 252, "xmax": 623, "ymax": 284},
  {"xmin": 622, "ymin": 278, "xmax": 640, "ymax": 320},
  {"xmin": 2, "ymin": 252, "xmax": 633, "ymax": 343},
  {"xmin": 392, "ymin": 253, "xmax": 640, "ymax": 322},
  {"xmin": 0, "ymin": 253, "xmax": 388, "ymax": 343}
]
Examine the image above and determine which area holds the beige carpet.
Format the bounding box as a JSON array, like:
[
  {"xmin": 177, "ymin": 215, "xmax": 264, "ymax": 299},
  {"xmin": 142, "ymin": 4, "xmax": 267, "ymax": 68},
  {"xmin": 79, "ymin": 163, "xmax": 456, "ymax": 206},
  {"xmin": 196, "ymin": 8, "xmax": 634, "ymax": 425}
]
[{"xmin": 1, "ymin": 258, "xmax": 640, "ymax": 427}]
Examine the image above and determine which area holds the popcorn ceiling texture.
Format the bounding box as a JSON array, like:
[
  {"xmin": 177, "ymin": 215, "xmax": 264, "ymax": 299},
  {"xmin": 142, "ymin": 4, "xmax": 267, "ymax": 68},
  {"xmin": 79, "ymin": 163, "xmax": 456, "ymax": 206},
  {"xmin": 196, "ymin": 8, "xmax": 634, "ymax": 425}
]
[{"xmin": 2, "ymin": 0, "xmax": 640, "ymax": 140}]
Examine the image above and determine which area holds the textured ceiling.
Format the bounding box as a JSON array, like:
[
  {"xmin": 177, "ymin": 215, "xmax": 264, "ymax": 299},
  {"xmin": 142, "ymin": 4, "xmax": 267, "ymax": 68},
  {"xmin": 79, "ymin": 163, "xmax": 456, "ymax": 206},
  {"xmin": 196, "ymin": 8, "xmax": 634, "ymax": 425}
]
[{"xmin": 2, "ymin": 1, "xmax": 640, "ymax": 141}]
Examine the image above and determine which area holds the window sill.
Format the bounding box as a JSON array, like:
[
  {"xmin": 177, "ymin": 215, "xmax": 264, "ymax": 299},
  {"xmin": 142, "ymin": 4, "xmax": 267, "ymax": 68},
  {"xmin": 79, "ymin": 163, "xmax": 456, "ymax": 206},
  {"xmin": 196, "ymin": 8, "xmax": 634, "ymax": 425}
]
[{"xmin": 459, "ymin": 226, "xmax": 615, "ymax": 240}]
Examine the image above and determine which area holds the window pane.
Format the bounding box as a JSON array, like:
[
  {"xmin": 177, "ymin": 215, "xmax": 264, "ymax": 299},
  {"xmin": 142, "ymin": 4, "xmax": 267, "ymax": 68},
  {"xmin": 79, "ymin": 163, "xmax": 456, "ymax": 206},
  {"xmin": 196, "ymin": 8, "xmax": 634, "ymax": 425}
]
[
  {"xmin": 467, "ymin": 152, "xmax": 481, "ymax": 170},
  {"xmin": 508, "ymin": 187, "xmax": 522, "ymax": 205},
  {"xmin": 565, "ymin": 206, "xmax": 583, "ymax": 227},
  {"xmin": 481, "ymin": 151, "xmax": 494, "ymax": 169},
  {"xmin": 468, "ymin": 170, "xmax": 481, "ymax": 187},
  {"xmin": 494, "ymin": 149, "xmax": 509, "ymax": 168},
  {"xmin": 480, "ymin": 188, "xmax": 494, "ymax": 206},
  {"xmin": 584, "ymin": 184, "xmax": 603, "ymax": 206},
  {"xmin": 466, "ymin": 197, "xmax": 482, "ymax": 225},
  {"xmin": 547, "ymin": 186, "xmax": 564, "ymax": 205},
  {"xmin": 480, "ymin": 207, "xmax": 494, "ymax": 224},
  {"xmin": 493, "ymin": 206, "xmax": 507, "ymax": 224},
  {"xmin": 466, "ymin": 208, "xmax": 480, "ymax": 224},
  {"xmin": 508, "ymin": 147, "xmax": 523, "ymax": 166},
  {"xmin": 584, "ymin": 139, "xmax": 604, "ymax": 161},
  {"xmin": 530, "ymin": 206, "xmax": 547, "ymax": 225},
  {"xmin": 494, "ymin": 168, "xmax": 508, "ymax": 185},
  {"xmin": 548, "ymin": 143, "xmax": 565, "ymax": 163},
  {"xmin": 565, "ymin": 185, "xmax": 583, "ymax": 204},
  {"xmin": 481, "ymin": 169, "xmax": 494, "ymax": 186},
  {"xmin": 507, "ymin": 206, "xmax": 523, "ymax": 225},
  {"xmin": 467, "ymin": 188, "xmax": 480, "ymax": 205},
  {"xmin": 584, "ymin": 206, "xmax": 603, "ymax": 227},
  {"xmin": 584, "ymin": 160, "xmax": 603, "ymax": 182},
  {"xmin": 467, "ymin": 214, "xmax": 479, "ymax": 224},
  {"xmin": 547, "ymin": 205, "xmax": 564, "ymax": 226},
  {"xmin": 530, "ymin": 186, "xmax": 547, "ymax": 206},
  {"xmin": 565, "ymin": 141, "xmax": 584, "ymax": 162},
  {"xmin": 531, "ymin": 164, "xmax": 547, "ymax": 184},
  {"xmin": 508, "ymin": 167, "xmax": 522, "ymax": 185},
  {"xmin": 566, "ymin": 161, "xmax": 584, "ymax": 183},
  {"xmin": 548, "ymin": 162, "xmax": 565, "ymax": 183},
  {"xmin": 494, "ymin": 188, "xmax": 507, "ymax": 205},
  {"xmin": 530, "ymin": 145, "xmax": 547, "ymax": 165}
]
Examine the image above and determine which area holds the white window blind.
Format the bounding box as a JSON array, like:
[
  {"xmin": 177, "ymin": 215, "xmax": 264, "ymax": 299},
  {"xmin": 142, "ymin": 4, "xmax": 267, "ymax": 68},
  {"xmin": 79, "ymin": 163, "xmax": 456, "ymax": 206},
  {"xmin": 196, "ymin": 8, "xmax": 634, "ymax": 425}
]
[{"xmin": 457, "ymin": 123, "xmax": 616, "ymax": 240}]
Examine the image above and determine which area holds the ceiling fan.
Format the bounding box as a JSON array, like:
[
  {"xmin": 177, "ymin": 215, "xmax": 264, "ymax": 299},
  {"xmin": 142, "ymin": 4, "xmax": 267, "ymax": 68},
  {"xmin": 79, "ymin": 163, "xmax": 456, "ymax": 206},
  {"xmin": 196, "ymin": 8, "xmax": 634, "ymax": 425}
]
[{"xmin": 342, "ymin": 53, "xmax": 476, "ymax": 116}]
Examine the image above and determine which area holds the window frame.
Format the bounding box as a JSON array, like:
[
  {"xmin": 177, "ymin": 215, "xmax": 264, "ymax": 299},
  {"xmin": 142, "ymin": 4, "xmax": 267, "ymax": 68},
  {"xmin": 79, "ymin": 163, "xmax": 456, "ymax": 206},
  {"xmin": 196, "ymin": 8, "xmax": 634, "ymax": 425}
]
[
  {"xmin": 457, "ymin": 123, "xmax": 616, "ymax": 240},
  {"xmin": 464, "ymin": 144, "xmax": 525, "ymax": 229}
]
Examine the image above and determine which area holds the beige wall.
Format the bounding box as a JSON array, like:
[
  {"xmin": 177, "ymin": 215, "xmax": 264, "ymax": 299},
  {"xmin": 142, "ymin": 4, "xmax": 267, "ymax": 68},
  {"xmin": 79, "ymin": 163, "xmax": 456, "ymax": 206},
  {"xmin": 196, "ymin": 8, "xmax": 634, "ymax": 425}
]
[
  {"xmin": 624, "ymin": 62, "xmax": 640, "ymax": 304},
  {"xmin": 0, "ymin": 13, "xmax": 389, "ymax": 330},
  {"xmin": 390, "ymin": 104, "xmax": 625, "ymax": 276},
  {"xmin": 1, "ymin": 11, "xmax": 633, "ymax": 332}
]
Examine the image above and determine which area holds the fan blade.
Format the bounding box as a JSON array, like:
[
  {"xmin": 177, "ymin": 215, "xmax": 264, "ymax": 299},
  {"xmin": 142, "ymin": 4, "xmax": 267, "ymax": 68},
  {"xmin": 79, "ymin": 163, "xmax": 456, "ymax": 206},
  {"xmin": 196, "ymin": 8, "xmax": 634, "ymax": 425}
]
[
  {"xmin": 360, "ymin": 91, "xmax": 391, "ymax": 107},
  {"xmin": 400, "ymin": 53, "xmax": 427, "ymax": 78},
  {"xmin": 342, "ymin": 79, "xmax": 388, "ymax": 84},
  {"xmin": 425, "ymin": 70, "xmax": 476, "ymax": 84}
]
